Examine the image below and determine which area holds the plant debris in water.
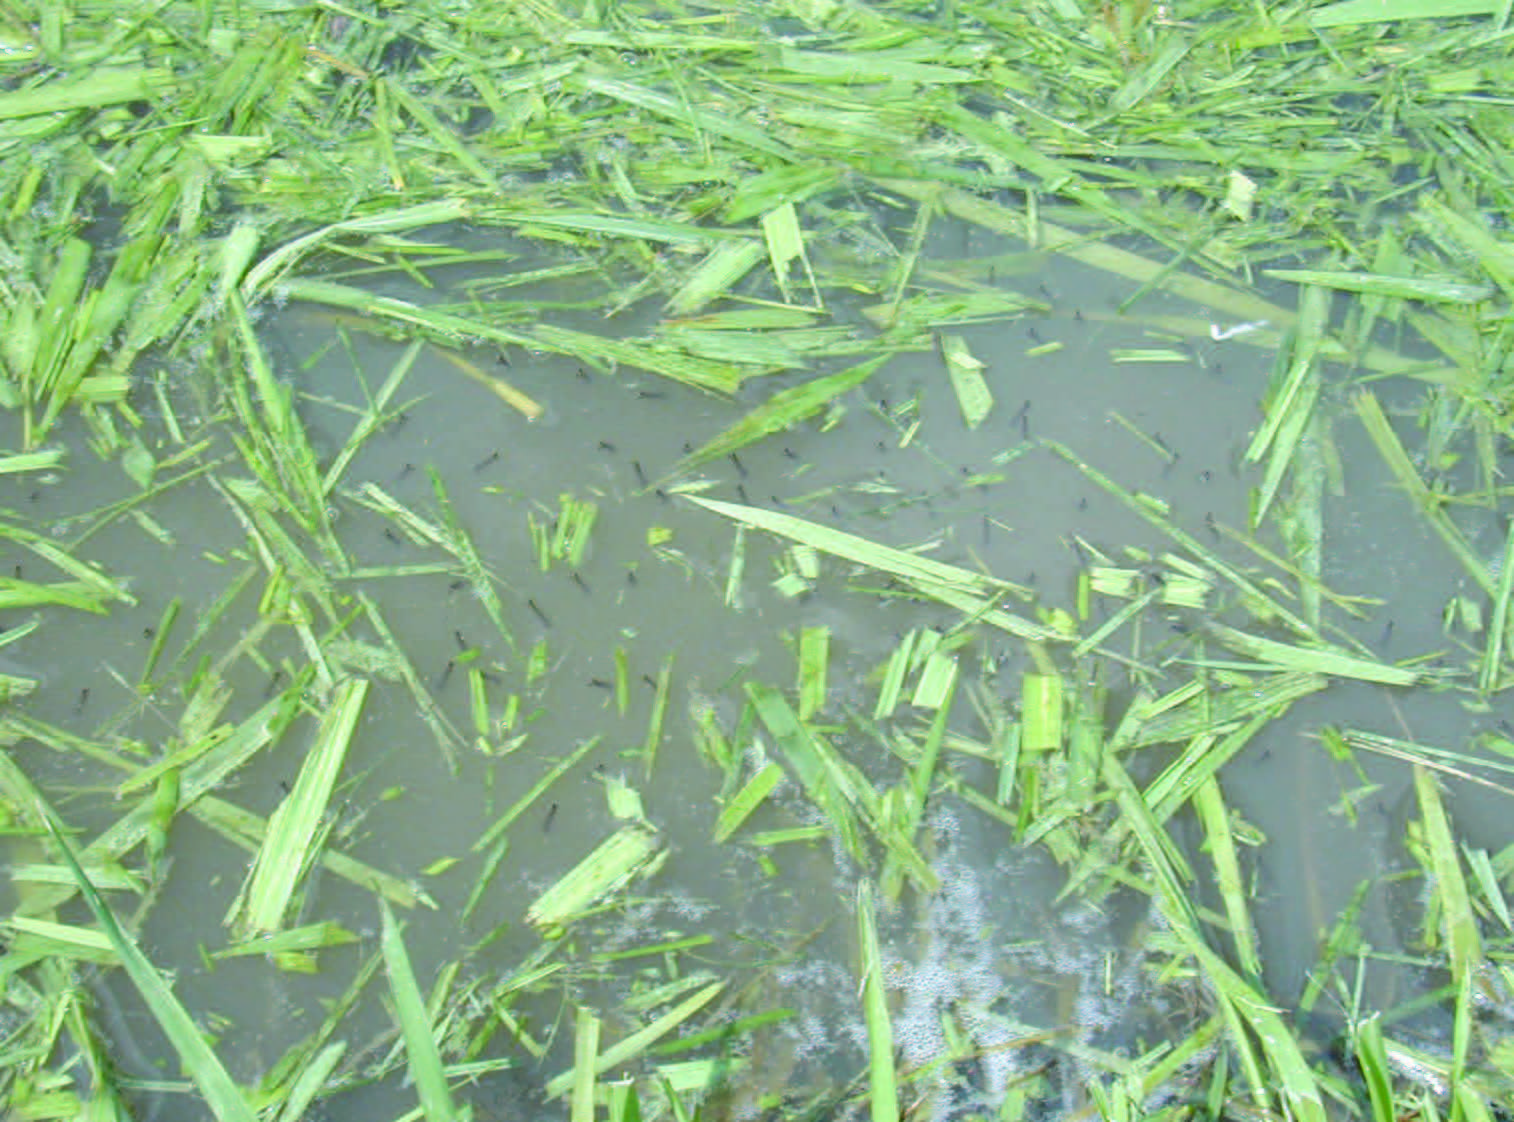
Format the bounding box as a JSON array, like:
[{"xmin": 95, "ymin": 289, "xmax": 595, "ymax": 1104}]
[{"xmin": 2, "ymin": 2, "xmax": 1514, "ymax": 1121}]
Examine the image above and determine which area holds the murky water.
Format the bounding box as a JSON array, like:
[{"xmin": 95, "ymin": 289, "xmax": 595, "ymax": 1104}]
[{"xmin": 2, "ymin": 211, "xmax": 1503, "ymax": 1120}]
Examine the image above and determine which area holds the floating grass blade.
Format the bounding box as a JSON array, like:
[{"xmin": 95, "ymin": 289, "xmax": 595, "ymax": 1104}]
[
  {"xmin": 797, "ymin": 625, "xmax": 829, "ymax": 720},
  {"xmin": 762, "ymin": 200, "xmax": 821, "ymax": 307},
  {"xmin": 687, "ymin": 496, "xmax": 1022, "ymax": 600},
  {"xmin": 873, "ymin": 630, "xmax": 916, "ymax": 720},
  {"xmin": 1351, "ymin": 1014, "xmax": 1395, "ymax": 1122},
  {"xmin": 571, "ymin": 1006, "xmax": 601, "ymax": 1122},
  {"xmin": 669, "ymin": 355, "xmax": 889, "ymax": 479},
  {"xmin": 1263, "ymin": 268, "xmax": 1492, "ymax": 303},
  {"xmin": 190, "ymin": 794, "xmax": 436, "ymax": 911},
  {"xmin": 428, "ymin": 469, "xmax": 516, "ymax": 653},
  {"xmin": 1414, "ymin": 765, "xmax": 1483, "ymax": 987},
  {"xmin": 1479, "ymin": 516, "xmax": 1514, "ymax": 695},
  {"xmin": 232, "ymin": 678, "xmax": 370, "ymax": 936},
  {"xmin": 544, "ymin": 982, "xmax": 725, "ymax": 1099},
  {"xmin": 241, "ymin": 200, "xmax": 474, "ymax": 300},
  {"xmin": 380, "ymin": 900, "xmax": 460, "ymax": 1122},
  {"xmin": 856, "ymin": 881, "xmax": 898, "ymax": 1122},
  {"xmin": 1203, "ymin": 622, "xmax": 1421, "ymax": 687},
  {"xmin": 321, "ymin": 340, "xmax": 424, "ymax": 494},
  {"xmin": 941, "ymin": 333, "xmax": 992, "ymax": 429},
  {"xmin": 41, "ymin": 809, "xmax": 257, "ymax": 1122},
  {"xmin": 273, "ymin": 1041, "xmax": 347, "ymax": 1122},
  {"xmin": 746, "ymin": 681, "xmax": 865, "ymax": 860},
  {"xmin": 472, "ymin": 736, "xmax": 600, "ymax": 853},
  {"xmin": 1353, "ymin": 389, "xmax": 1493, "ymax": 597},
  {"xmin": 666, "ymin": 240, "xmax": 766, "ymax": 316},
  {"xmin": 712, "ymin": 762, "xmax": 784, "ymax": 844},
  {"xmin": 642, "ymin": 655, "xmax": 674, "ymax": 780},
  {"xmin": 13, "ymin": 679, "xmax": 308, "ymax": 921},
  {"xmin": 526, "ymin": 825, "xmax": 664, "ymax": 932},
  {"xmin": 1192, "ymin": 776, "xmax": 1263, "ymax": 983}
]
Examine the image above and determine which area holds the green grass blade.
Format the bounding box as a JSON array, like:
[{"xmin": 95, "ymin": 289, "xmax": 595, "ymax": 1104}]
[
  {"xmin": 1351, "ymin": 1016, "xmax": 1396, "ymax": 1122},
  {"xmin": 40, "ymin": 810, "xmax": 257, "ymax": 1122},
  {"xmin": 797, "ymin": 625, "xmax": 829, "ymax": 720},
  {"xmin": 669, "ymin": 355, "xmax": 889, "ymax": 478},
  {"xmin": 380, "ymin": 900, "xmax": 459, "ymax": 1122},
  {"xmin": 642, "ymin": 655, "xmax": 674, "ymax": 780},
  {"xmin": 688, "ymin": 495, "xmax": 1019, "ymax": 600},
  {"xmin": 472, "ymin": 736, "xmax": 600, "ymax": 853},
  {"xmin": 234, "ymin": 678, "xmax": 369, "ymax": 936},
  {"xmin": 746, "ymin": 681, "xmax": 865, "ymax": 860},
  {"xmin": 1354, "ymin": 389, "xmax": 1493, "ymax": 596},
  {"xmin": 544, "ymin": 982, "xmax": 725, "ymax": 1099},
  {"xmin": 856, "ymin": 881, "xmax": 898, "ymax": 1122},
  {"xmin": 1479, "ymin": 517, "xmax": 1514, "ymax": 694},
  {"xmin": 1204, "ymin": 622, "xmax": 1421, "ymax": 686},
  {"xmin": 1193, "ymin": 776, "xmax": 1263, "ymax": 982},
  {"xmin": 1263, "ymin": 268, "xmax": 1492, "ymax": 303},
  {"xmin": 571, "ymin": 1006, "xmax": 601, "ymax": 1122},
  {"xmin": 526, "ymin": 825, "xmax": 664, "ymax": 932},
  {"xmin": 1414, "ymin": 765, "xmax": 1483, "ymax": 985},
  {"xmin": 712, "ymin": 763, "xmax": 784, "ymax": 844},
  {"xmin": 0, "ymin": 66, "xmax": 171, "ymax": 120}
]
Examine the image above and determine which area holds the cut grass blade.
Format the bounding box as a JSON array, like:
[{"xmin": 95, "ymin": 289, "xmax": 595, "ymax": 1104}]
[
  {"xmin": 940, "ymin": 333, "xmax": 992, "ymax": 429},
  {"xmin": 1354, "ymin": 389, "xmax": 1493, "ymax": 597},
  {"xmin": 1192, "ymin": 776, "xmax": 1263, "ymax": 983},
  {"xmin": 1108, "ymin": 755, "xmax": 1325, "ymax": 1122},
  {"xmin": 856, "ymin": 881, "xmax": 898, "ymax": 1122},
  {"xmin": 571, "ymin": 1006, "xmax": 601, "ymax": 1122},
  {"xmin": 231, "ymin": 678, "xmax": 369, "ymax": 936},
  {"xmin": 642, "ymin": 655, "xmax": 674, "ymax": 779},
  {"xmin": 428, "ymin": 469, "xmax": 516, "ymax": 653},
  {"xmin": 13, "ymin": 677, "xmax": 308, "ymax": 921},
  {"xmin": 544, "ymin": 981, "xmax": 725, "ymax": 1099},
  {"xmin": 1263, "ymin": 268, "xmax": 1492, "ymax": 304},
  {"xmin": 712, "ymin": 762, "xmax": 784, "ymax": 844},
  {"xmin": 797, "ymin": 625, "xmax": 829, "ymax": 721},
  {"xmin": 380, "ymin": 900, "xmax": 459, "ymax": 1122},
  {"xmin": 472, "ymin": 735, "xmax": 600, "ymax": 853},
  {"xmin": 1203, "ymin": 622, "xmax": 1422, "ymax": 686},
  {"xmin": 668, "ymin": 355, "xmax": 889, "ymax": 479},
  {"xmin": 1046, "ymin": 441, "xmax": 1320, "ymax": 639},
  {"xmin": 526, "ymin": 825, "xmax": 664, "ymax": 932},
  {"xmin": 746, "ymin": 681, "xmax": 866, "ymax": 861},
  {"xmin": 190, "ymin": 794, "xmax": 436, "ymax": 912},
  {"xmin": 40, "ymin": 809, "xmax": 257, "ymax": 1122},
  {"xmin": 1414, "ymin": 765, "xmax": 1483, "ymax": 987},
  {"xmin": 687, "ymin": 495, "xmax": 1023, "ymax": 601}
]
